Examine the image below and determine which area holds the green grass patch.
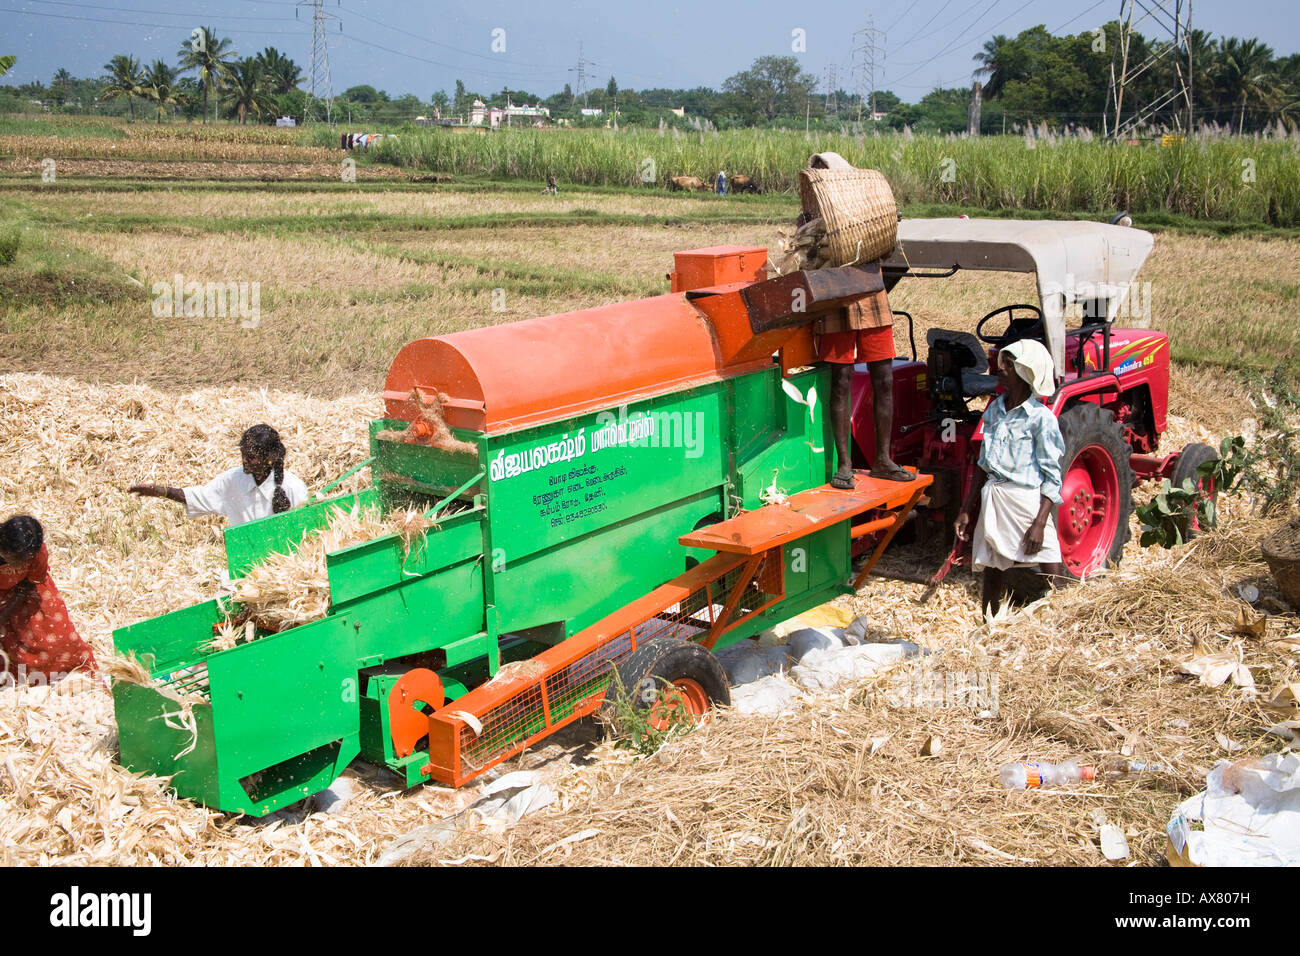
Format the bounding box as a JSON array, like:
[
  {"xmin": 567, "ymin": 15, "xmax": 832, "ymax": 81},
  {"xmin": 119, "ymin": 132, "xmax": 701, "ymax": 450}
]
[
  {"xmin": 0, "ymin": 225, "xmax": 18, "ymax": 265},
  {"xmin": 0, "ymin": 117, "xmax": 127, "ymax": 139},
  {"xmin": 0, "ymin": 222, "xmax": 143, "ymax": 309}
]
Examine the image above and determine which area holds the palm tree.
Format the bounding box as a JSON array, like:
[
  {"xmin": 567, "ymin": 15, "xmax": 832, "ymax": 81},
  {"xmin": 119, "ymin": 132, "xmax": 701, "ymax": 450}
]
[
  {"xmin": 0, "ymin": 55, "xmax": 15, "ymax": 78},
  {"xmin": 50, "ymin": 67, "xmax": 73, "ymax": 107},
  {"xmin": 254, "ymin": 47, "xmax": 303, "ymax": 95},
  {"xmin": 177, "ymin": 26, "xmax": 236, "ymax": 123},
  {"xmin": 973, "ymin": 35, "xmax": 1014, "ymax": 98},
  {"xmin": 1184, "ymin": 29, "xmax": 1217, "ymax": 116},
  {"xmin": 143, "ymin": 59, "xmax": 179, "ymax": 124},
  {"xmin": 221, "ymin": 58, "xmax": 276, "ymax": 124},
  {"xmin": 101, "ymin": 54, "xmax": 144, "ymax": 121},
  {"xmin": 1216, "ymin": 37, "xmax": 1277, "ymax": 134}
]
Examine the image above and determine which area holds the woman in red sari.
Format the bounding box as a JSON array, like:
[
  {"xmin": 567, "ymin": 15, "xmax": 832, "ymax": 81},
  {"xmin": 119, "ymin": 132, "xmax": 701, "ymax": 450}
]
[{"xmin": 0, "ymin": 515, "xmax": 97, "ymax": 684}]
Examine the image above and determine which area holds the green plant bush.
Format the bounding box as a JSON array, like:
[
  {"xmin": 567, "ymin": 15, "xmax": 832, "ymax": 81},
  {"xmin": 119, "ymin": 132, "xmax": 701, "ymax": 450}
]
[{"xmin": 0, "ymin": 227, "xmax": 19, "ymax": 265}]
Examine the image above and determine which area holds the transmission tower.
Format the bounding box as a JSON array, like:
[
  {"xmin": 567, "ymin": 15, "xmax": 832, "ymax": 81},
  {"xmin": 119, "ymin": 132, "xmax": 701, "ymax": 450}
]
[
  {"xmin": 298, "ymin": 0, "xmax": 337, "ymax": 124},
  {"xmin": 852, "ymin": 17, "xmax": 885, "ymax": 122},
  {"xmin": 1107, "ymin": 0, "xmax": 1194, "ymax": 138},
  {"xmin": 569, "ymin": 42, "xmax": 596, "ymax": 108},
  {"xmin": 825, "ymin": 63, "xmax": 838, "ymax": 115}
]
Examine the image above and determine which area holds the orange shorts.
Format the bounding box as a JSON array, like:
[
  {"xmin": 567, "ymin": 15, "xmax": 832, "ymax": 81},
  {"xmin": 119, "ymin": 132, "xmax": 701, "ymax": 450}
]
[{"xmin": 817, "ymin": 326, "xmax": 895, "ymax": 364}]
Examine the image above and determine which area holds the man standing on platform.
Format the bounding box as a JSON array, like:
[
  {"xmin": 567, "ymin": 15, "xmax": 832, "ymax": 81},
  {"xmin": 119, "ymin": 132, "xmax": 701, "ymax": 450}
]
[{"xmin": 803, "ymin": 152, "xmax": 914, "ymax": 489}]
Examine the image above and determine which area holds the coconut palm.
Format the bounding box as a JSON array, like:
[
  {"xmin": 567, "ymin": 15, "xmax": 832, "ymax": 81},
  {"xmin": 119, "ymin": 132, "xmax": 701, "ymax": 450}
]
[
  {"xmin": 973, "ymin": 35, "xmax": 1014, "ymax": 98},
  {"xmin": 1216, "ymin": 37, "xmax": 1278, "ymax": 134},
  {"xmin": 0, "ymin": 55, "xmax": 15, "ymax": 78},
  {"xmin": 143, "ymin": 59, "xmax": 179, "ymax": 124},
  {"xmin": 221, "ymin": 58, "xmax": 276, "ymax": 125},
  {"xmin": 254, "ymin": 47, "xmax": 303, "ymax": 95},
  {"xmin": 50, "ymin": 67, "xmax": 73, "ymax": 107},
  {"xmin": 1183, "ymin": 29, "xmax": 1217, "ymax": 112},
  {"xmin": 101, "ymin": 54, "xmax": 144, "ymax": 121},
  {"xmin": 177, "ymin": 26, "xmax": 237, "ymax": 123}
]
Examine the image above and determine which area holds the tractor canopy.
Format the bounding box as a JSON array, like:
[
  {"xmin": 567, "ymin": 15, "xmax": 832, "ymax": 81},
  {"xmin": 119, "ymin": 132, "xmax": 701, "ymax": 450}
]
[{"xmin": 882, "ymin": 218, "xmax": 1155, "ymax": 375}]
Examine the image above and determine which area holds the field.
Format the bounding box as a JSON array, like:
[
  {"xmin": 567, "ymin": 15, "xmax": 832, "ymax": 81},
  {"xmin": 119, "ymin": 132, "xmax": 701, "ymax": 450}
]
[
  {"xmin": 6, "ymin": 114, "xmax": 1300, "ymax": 226},
  {"xmin": 0, "ymin": 123, "xmax": 1297, "ymax": 866},
  {"xmin": 368, "ymin": 127, "xmax": 1300, "ymax": 227}
]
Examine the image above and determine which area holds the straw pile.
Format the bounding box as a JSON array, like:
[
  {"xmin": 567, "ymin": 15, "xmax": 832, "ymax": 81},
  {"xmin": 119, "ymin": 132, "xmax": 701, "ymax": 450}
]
[
  {"xmin": 0, "ymin": 373, "xmax": 508, "ymax": 864},
  {"xmin": 225, "ymin": 503, "xmax": 434, "ymax": 634},
  {"xmin": 376, "ymin": 389, "xmax": 477, "ymax": 457},
  {"xmin": 421, "ymin": 507, "xmax": 1300, "ymax": 866},
  {"xmin": 4, "ymin": 370, "xmax": 1294, "ymax": 866},
  {"xmin": 772, "ymin": 217, "xmax": 832, "ymax": 275}
]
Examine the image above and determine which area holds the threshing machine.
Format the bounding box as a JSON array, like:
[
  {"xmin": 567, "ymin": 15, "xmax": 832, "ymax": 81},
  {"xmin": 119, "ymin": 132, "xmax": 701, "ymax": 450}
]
[{"xmin": 113, "ymin": 245, "xmax": 932, "ymax": 815}]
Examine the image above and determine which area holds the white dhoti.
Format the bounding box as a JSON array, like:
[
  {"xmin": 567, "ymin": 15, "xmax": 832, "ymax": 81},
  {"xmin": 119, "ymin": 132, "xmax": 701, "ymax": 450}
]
[{"xmin": 972, "ymin": 479, "xmax": 1062, "ymax": 571}]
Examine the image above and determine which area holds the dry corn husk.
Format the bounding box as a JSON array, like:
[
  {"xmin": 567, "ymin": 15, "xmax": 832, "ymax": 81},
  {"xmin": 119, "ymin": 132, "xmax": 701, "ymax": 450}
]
[
  {"xmin": 772, "ymin": 216, "xmax": 831, "ymax": 275},
  {"xmin": 3, "ymin": 371, "xmax": 1298, "ymax": 866},
  {"xmin": 226, "ymin": 502, "xmax": 435, "ymax": 633}
]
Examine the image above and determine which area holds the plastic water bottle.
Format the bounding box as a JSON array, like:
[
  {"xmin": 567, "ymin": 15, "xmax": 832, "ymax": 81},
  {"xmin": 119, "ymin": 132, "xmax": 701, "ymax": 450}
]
[{"xmin": 999, "ymin": 760, "xmax": 1096, "ymax": 789}]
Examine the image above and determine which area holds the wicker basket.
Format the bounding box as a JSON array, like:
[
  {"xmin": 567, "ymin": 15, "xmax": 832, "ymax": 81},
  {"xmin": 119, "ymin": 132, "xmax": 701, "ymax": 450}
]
[
  {"xmin": 798, "ymin": 167, "xmax": 898, "ymax": 266},
  {"xmin": 1262, "ymin": 517, "xmax": 1300, "ymax": 607}
]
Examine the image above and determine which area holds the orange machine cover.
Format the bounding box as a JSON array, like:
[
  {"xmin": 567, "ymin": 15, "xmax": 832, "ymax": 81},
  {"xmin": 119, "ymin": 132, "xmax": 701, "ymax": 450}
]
[{"xmin": 384, "ymin": 292, "xmax": 774, "ymax": 434}]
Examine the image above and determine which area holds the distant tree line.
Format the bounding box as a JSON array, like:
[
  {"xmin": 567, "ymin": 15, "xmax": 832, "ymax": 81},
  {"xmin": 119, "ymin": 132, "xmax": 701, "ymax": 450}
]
[{"xmin": 3, "ymin": 21, "xmax": 1297, "ymax": 133}]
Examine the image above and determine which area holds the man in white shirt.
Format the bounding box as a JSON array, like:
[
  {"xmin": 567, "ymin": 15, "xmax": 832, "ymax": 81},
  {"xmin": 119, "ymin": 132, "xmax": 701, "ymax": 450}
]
[{"xmin": 129, "ymin": 424, "xmax": 308, "ymax": 527}]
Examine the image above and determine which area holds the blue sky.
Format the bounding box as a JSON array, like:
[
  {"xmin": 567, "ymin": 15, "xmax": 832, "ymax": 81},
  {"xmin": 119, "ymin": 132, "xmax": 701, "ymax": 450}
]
[{"xmin": 3, "ymin": 0, "xmax": 1298, "ymax": 102}]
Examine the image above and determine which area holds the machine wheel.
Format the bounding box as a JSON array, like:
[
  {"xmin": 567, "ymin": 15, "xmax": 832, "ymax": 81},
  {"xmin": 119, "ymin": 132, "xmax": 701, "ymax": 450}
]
[
  {"xmin": 1170, "ymin": 442, "xmax": 1220, "ymax": 537},
  {"xmin": 600, "ymin": 638, "xmax": 729, "ymax": 733},
  {"xmin": 1055, "ymin": 402, "xmax": 1134, "ymax": 580}
]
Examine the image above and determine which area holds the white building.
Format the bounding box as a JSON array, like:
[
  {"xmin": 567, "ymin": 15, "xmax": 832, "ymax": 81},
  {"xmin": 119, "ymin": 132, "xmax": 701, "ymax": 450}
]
[{"xmin": 469, "ymin": 98, "xmax": 551, "ymax": 127}]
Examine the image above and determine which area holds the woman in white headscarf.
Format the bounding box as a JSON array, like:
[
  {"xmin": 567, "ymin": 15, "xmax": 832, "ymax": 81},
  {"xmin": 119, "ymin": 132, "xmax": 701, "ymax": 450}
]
[{"xmin": 954, "ymin": 338, "xmax": 1067, "ymax": 614}]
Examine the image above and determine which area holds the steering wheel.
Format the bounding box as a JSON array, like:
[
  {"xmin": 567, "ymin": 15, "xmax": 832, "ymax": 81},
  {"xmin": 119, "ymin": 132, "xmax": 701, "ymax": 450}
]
[{"xmin": 975, "ymin": 303, "xmax": 1045, "ymax": 345}]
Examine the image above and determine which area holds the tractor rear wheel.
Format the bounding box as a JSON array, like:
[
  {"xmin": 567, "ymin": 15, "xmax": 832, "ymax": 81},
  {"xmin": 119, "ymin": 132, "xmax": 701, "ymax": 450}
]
[
  {"xmin": 1170, "ymin": 442, "xmax": 1220, "ymax": 537},
  {"xmin": 1055, "ymin": 402, "xmax": 1134, "ymax": 580},
  {"xmin": 600, "ymin": 638, "xmax": 729, "ymax": 734},
  {"xmin": 1005, "ymin": 402, "xmax": 1134, "ymax": 602}
]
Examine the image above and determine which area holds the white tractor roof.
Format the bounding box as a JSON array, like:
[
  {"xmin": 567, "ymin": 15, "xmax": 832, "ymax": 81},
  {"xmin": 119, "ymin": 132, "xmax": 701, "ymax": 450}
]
[{"xmin": 882, "ymin": 218, "xmax": 1155, "ymax": 374}]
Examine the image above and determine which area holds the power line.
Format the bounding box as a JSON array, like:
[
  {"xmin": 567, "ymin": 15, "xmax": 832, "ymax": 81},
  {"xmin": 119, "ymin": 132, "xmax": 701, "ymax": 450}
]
[
  {"xmin": 891, "ymin": 0, "xmax": 1004, "ymax": 67},
  {"xmin": 0, "ymin": 4, "xmax": 301, "ymax": 33},
  {"xmin": 1053, "ymin": 0, "xmax": 1109, "ymax": 34},
  {"xmin": 337, "ymin": 32, "xmax": 566, "ymax": 84},
  {"xmin": 336, "ymin": 3, "xmax": 563, "ymax": 71},
  {"xmin": 884, "ymin": 0, "xmax": 925, "ymax": 36},
  {"xmin": 892, "ymin": 0, "xmax": 1035, "ymax": 86},
  {"xmin": 25, "ymin": 0, "xmax": 298, "ymax": 20},
  {"xmin": 891, "ymin": 0, "xmax": 957, "ymax": 56}
]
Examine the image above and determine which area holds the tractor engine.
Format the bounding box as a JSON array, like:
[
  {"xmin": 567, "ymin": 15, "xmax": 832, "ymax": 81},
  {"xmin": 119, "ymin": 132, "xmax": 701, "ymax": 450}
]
[{"xmin": 927, "ymin": 336, "xmax": 981, "ymax": 420}]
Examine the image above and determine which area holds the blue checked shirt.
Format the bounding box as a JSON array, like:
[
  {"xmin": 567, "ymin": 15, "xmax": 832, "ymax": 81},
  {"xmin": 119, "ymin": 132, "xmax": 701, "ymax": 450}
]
[{"xmin": 977, "ymin": 395, "xmax": 1065, "ymax": 505}]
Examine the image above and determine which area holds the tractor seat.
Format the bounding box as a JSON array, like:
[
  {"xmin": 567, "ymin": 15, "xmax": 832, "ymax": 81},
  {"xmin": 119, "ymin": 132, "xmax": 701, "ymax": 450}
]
[{"xmin": 961, "ymin": 369, "xmax": 1000, "ymax": 396}]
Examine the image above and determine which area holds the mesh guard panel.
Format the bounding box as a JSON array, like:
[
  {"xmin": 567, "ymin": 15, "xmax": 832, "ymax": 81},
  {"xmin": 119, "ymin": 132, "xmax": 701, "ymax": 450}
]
[{"xmin": 426, "ymin": 549, "xmax": 784, "ymax": 786}]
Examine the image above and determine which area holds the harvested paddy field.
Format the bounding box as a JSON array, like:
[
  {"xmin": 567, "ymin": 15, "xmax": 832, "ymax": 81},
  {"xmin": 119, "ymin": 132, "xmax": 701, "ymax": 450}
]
[{"xmin": 3, "ymin": 178, "xmax": 1298, "ymax": 392}]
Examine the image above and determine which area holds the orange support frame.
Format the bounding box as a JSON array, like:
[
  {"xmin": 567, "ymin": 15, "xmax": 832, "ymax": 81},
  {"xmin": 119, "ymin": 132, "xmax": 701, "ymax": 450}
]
[
  {"xmin": 422, "ymin": 549, "xmax": 785, "ymax": 787},
  {"xmin": 421, "ymin": 470, "xmax": 931, "ymax": 788},
  {"xmin": 679, "ymin": 469, "xmax": 931, "ymax": 556}
]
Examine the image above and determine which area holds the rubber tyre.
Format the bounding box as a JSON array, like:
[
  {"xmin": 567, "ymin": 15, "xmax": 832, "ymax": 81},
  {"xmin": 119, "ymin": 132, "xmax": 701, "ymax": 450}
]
[
  {"xmin": 600, "ymin": 638, "xmax": 730, "ymax": 727},
  {"xmin": 1170, "ymin": 442, "xmax": 1220, "ymax": 538},
  {"xmin": 1006, "ymin": 402, "xmax": 1134, "ymax": 600}
]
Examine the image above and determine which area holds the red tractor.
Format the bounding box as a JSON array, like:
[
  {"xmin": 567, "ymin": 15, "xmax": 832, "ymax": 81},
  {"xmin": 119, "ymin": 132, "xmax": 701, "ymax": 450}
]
[{"xmin": 847, "ymin": 218, "xmax": 1216, "ymax": 582}]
